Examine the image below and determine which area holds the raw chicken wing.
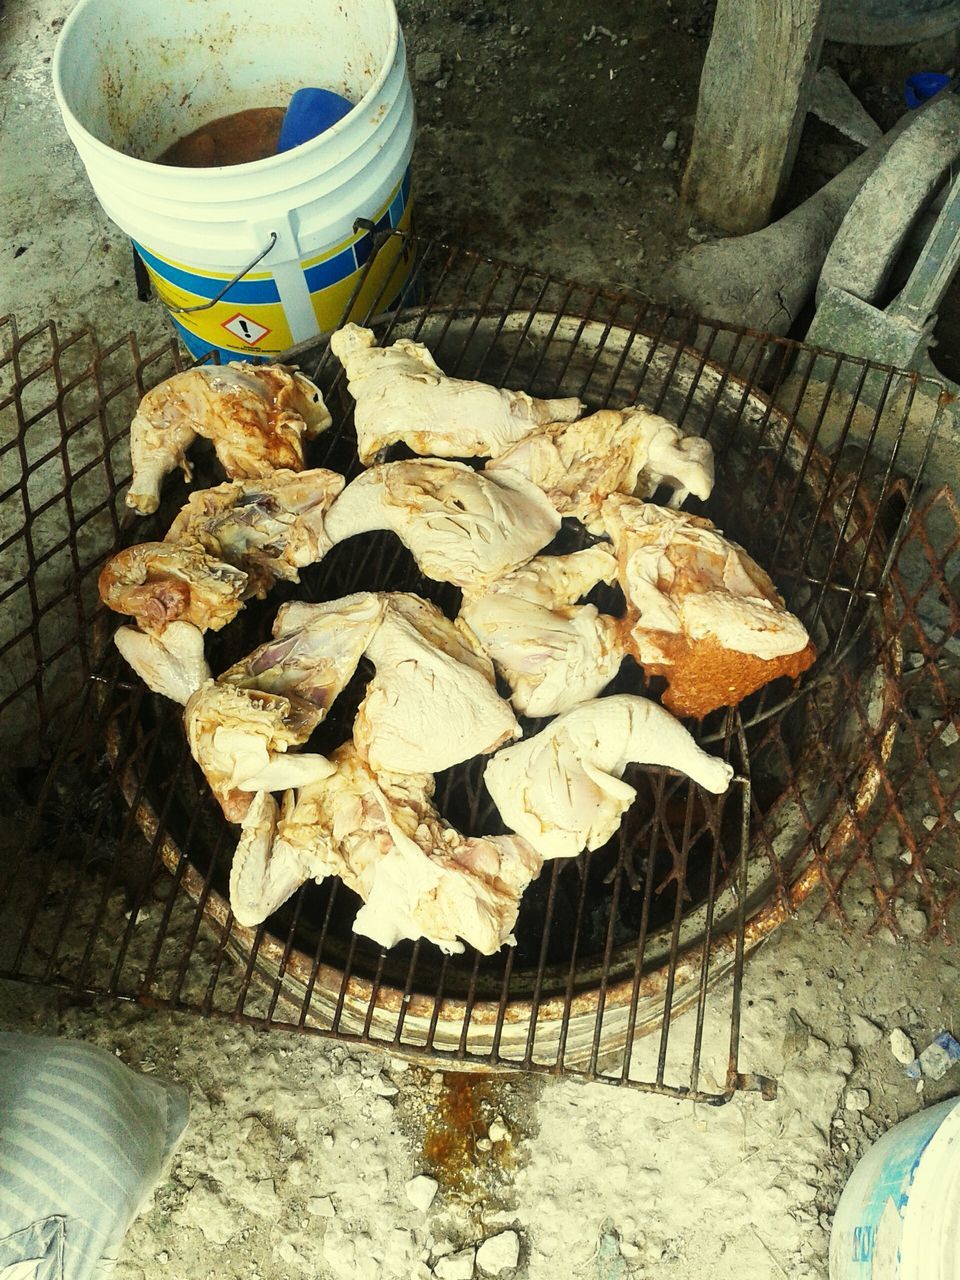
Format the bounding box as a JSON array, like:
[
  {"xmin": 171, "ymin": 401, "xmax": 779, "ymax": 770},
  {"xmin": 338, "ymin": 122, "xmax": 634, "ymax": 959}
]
[
  {"xmin": 99, "ymin": 542, "xmax": 248, "ymax": 635},
  {"xmin": 484, "ymin": 694, "xmax": 734, "ymax": 861},
  {"xmin": 164, "ymin": 468, "xmax": 344, "ymax": 597},
  {"xmin": 220, "ymin": 592, "xmax": 385, "ymax": 715},
  {"xmin": 460, "ymin": 547, "xmax": 624, "ymax": 717},
  {"xmin": 126, "ymin": 362, "xmax": 331, "ymax": 514},
  {"xmin": 324, "ymin": 459, "xmax": 561, "ymax": 592},
  {"xmin": 114, "ymin": 621, "xmax": 211, "ymax": 704},
  {"xmin": 602, "ymin": 496, "xmax": 815, "ymax": 718},
  {"xmin": 184, "ymin": 681, "xmax": 333, "ymax": 822},
  {"xmin": 487, "ymin": 406, "xmax": 714, "ymax": 534},
  {"xmin": 230, "ymin": 791, "xmax": 315, "ymax": 929},
  {"xmin": 354, "ymin": 593, "xmax": 519, "ymax": 773},
  {"xmin": 331, "ymin": 322, "xmax": 582, "ymax": 463}
]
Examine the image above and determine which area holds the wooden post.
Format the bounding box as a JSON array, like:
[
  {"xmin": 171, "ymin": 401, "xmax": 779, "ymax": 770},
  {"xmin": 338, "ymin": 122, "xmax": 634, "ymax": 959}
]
[{"xmin": 681, "ymin": 0, "xmax": 826, "ymax": 235}]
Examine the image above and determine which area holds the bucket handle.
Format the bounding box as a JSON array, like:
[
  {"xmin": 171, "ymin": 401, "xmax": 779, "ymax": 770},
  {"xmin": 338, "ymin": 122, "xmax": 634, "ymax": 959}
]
[{"xmin": 165, "ymin": 232, "xmax": 279, "ymax": 314}]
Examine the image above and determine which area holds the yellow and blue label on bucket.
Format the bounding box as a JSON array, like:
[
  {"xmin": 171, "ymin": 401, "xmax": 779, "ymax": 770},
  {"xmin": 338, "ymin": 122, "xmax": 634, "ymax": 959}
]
[{"xmin": 135, "ymin": 169, "xmax": 413, "ymax": 362}]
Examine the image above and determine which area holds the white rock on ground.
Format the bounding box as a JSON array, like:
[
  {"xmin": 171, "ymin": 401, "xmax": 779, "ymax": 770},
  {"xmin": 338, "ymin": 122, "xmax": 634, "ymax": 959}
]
[
  {"xmin": 845, "ymin": 1088, "xmax": 871, "ymax": 1113},
  {"xmin": 889, "ymin": 1027, "xmax": 916, "ymax": 1065},
  {"xmin": 850, "ymin": 1013, "xmax": 881, "ymax": 1048},
  {"xmin": 434, "ymin": 1247, "xmax": 476, "ymax": 1280},
  {"xmin": 476, "ymin": 1231, "xmax": 520, "ymax": 1275},
  {"xmin": 406, "ymin": 1174, "xmax": 439, "ymax": 1212}
]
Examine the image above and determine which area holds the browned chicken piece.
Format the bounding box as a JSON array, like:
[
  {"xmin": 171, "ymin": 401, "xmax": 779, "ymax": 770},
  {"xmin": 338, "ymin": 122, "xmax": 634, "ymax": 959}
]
[
  {"xmin": 184, "ymin": 681, "xmax": 333, "ymax": 822},
  {"xmin": 163, "ymin": 468, "xmax": 344, "ymax": 597},
  {"xmin": 602, "ymin": 496, "xmax": 816, "ymax": 718},
  {"xmin": 126, "ymin": 363, "xmax": 332, "ymax": 514},
  {"xmin": 98, "ymin": 542, "xmax": 249, "ymax": 636}
]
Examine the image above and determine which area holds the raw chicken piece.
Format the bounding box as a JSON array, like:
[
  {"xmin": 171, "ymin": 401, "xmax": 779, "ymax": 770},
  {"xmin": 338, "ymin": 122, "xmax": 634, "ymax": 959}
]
[
  {"xmin": 354, "ymin": 593, "xmax": 519, "ymax": 773},
  {"xmin": 126, "ymin": 362, "xmax": 331, "ymax": 514},
  {"xmin": 602, "ymin": 496, "xmax": 816, "ymax": 718},
  {"xmin": 324, "ymin": 459, "xmax": 561, "ymax": 592},
  {"xmin": 230, "ymin": 791, "xmax": 317, "ymax": 929},
  {"xmin": 184, "ymin": 681, "xmax": 333, "ymax": 822},
  {"xmin": 484, "ymin": 694, "xmax": 734, "ymax": 861},
  {"xmin": 114, "ymin": 621, "xmax": 210, "ymax": 704},
  {"xmin": 330, "ymin": 322, "xmax": 582, "ymax": 463},
  {"xmin": 486, "ymin": 406, "xmax": 715, "ymax": 534},
  {"xmin": 460, "ymin": 547, "xmax": 625, "ymax": 717},
  {"xmin": 263, "ymin": 744, "xmax": 542, "ymax": 954},
  {"xmin": 164, "ymin": 468, "xmax": 344, "ymax": 596},
  {"xmin": 219, "ymin": 592, "xmax": 385, "ymax": 716},
  {"xmin": 98, "ymin": 542, "xmax": 248, "ymax": 635}
]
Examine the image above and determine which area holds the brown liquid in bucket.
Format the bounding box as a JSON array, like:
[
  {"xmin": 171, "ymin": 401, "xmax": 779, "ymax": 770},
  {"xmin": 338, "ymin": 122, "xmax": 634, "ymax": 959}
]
[{"xmin": 156, "ymin": 107, "xmax": 285, "ymax": 167}]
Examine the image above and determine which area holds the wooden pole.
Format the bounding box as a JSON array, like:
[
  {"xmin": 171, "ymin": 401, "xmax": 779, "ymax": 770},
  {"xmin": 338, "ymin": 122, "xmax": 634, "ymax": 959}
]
[{"xmin": 681, "ymin": 0, "xmax": 826, "ymax": 235}]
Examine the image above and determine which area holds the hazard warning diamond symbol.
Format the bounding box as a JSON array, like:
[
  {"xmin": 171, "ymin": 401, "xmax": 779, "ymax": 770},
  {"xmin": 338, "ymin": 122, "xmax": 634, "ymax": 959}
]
[{"xmin": 221, "ymin": 313, "xmax": 271, "ymax": 345}]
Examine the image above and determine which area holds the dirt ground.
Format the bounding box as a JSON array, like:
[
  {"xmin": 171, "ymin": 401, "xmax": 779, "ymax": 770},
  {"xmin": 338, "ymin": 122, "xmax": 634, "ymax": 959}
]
[{"xmin": 2, "ymin": 3, "xmax": 960, "ymax": 1280}]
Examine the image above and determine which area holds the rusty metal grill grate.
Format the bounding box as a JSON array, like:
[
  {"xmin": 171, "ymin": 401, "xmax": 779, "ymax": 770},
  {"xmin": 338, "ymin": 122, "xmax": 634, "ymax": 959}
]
[{"xmin": 1, "ymin": 235, "xmax": 958, "ymax": 1104}]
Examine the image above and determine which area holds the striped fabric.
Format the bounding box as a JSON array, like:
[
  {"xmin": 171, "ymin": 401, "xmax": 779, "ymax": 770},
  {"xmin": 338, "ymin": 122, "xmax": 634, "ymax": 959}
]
[{"xmin": 0, "ymin": 1034, "xmax": 189, "ymax": 1280}]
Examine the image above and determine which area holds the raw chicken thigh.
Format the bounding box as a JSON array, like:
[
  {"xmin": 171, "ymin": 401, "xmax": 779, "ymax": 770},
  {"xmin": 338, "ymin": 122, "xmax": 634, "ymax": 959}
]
[
  {"xmin": 354, "ymin": 593, "xmax": 520, "ymax": 773},
  {"xmin": 484, "ymin": 694, "xmax": 734, "ymax": 861},
  {"xmin": 164, "ymin": 468, "xmax": 344, "ymax": 596},
  {"xmin": 330, "ymin": 323, "xmax": 582, "ymax": 463},
  {"xmin": 324, "ymin": 459, "xmax": 561, "ymax": 591},
  {"xmin": 460, "ymin": 546, "xmax": 625, "ymax": 717},
  {"xmin": 184, "ymin": 681, "xmax": 333, "ymax": 822},
  {"xmin": 219, "ymin": 592, "xmax": 386, "ymax": 715},
  {"xmin": 113, "ymin": 621, "xmax": 211, "ymax": 704},
  {"xmin": 126, "ymin": 362, "xmax": 331, "ymax": 514},
  {"xmin": 98, "ymin": 542, "xmax": 248, "ymax": 635},
  {"xmin": 602, "ymin": 496, "xmax": 815, "ymax": 718},
  {"xmin": 237, "ymin": 743, "xmax": 542, "ymax": 953},
  {"xmin": 486, "ymin": 406, "xmax": 715, "ymax": 535}
]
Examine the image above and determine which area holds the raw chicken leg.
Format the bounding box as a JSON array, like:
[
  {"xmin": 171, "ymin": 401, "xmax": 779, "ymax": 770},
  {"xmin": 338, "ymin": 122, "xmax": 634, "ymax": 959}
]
[
  {"xmin": 354, "ymin": 593, "xmax": 519, "ymax": 773},
  {"xmin": 486, "ymin": 406, "xmax": 714, "ymax": 535},
  {"xmin": 184, "ymin": 681, "xmax": 333, "ymax": 822},
  {"xmin": 330, "ymin": 322, "xmax": 582, "ymax": 463},
  {"xmin": 126, "ymin": 362, "xmax": 331, "ymax": 514},
  {"xmin": 324, "ymin": 459, "xmax": 561, "ymax": 592},
  {"xmin": 602, "ymin": 496, "xmax": 815, "ymax": 718},
  {"xmin": 164, "ymin": 468, "xmax": 344, "ymax": 596},
  {"xmin": 460, "ymin": 547, "xmax": 625, "ymax": 717},
  {"xmin": 113, "ymin": 621, "xmax": 211, "ymax": 704},
  {"xmin": 484, "ymin": 694, "xmax": 734, "ymax": 861},
  {"xmin": 219, "ymin": 592, "xmax": 385, "ymax": 716},
  {"xmin": 258, "ymin": 744, "xmax": 542, "ymax": 954},
  {"xmin": 98, "ymin": 542, "xmax": 249, "ymax": 635}
]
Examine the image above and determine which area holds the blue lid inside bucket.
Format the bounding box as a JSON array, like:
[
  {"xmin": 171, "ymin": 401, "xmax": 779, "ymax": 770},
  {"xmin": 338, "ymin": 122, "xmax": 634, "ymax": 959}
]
[{"xmin": 277, "ymin": 88, "xmax": 354, "ymax": 152}]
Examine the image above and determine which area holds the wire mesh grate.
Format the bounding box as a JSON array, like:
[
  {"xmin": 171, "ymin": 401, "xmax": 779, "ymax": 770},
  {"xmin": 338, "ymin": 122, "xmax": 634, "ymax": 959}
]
[{"xmin": 0, "ymin": 235, "xmax": 957, "ymax": 1103}]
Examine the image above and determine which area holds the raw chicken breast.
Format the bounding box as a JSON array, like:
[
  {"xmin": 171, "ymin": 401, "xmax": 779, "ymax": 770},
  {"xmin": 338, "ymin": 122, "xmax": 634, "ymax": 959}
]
[
  {"xmin": 460, "ymin": 547, "xmax": 624, "ymax": 717},
  {"xmin": 260, "ymin": 744, "xmax": 542, "ymax": 954},
  {"xmin": 484, "ymin": 693, "xmax": 734, "ymax": 861},
  {"xmin": 330, "ymin": 322, "xmax": 582, "ymax": 463},
  {"xmin": 324, "ymin": 459, "xmax": 561, "ymax": 592},
  {"xmin": 602, "ymin": 496, "xmax": 815, "ymax": 718},
  {"xmin": 114, "ymin": 621, "xmax": 210, "ymax": 704},
  {"xmin": 98, "ymin": 542, "xmax": 248, "ymax": 635},
  {"xmin": 164, "ymin": 468, "xmax": 344, "ymax": 596},
  {"xmin": 486, "ymin": 405, "xmax": 714, "ymax": 534},
  {"xmin": 126, "ymin": 362, "xmax": 331, "ymax": 514},
  {"xmin": 354, "ymin": 593, "xmax": 519, "ymax": 773},
  {"xmin": 184, "ymin": 681, "xmax": 333, "ymax": 822},
  {"xmin": 219, "ymin": 592, "xmax": 385, "ymax": 716}
]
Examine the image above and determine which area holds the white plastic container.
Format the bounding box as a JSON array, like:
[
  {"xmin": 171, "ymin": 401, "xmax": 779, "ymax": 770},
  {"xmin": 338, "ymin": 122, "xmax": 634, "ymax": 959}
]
[
  {"xmin": 830, "ymin": 1095, "xmax": 960, "ymax": 1279},
  {"xmin": 52, "ymin": 0, "xmax": 415, "ymax": 360}
]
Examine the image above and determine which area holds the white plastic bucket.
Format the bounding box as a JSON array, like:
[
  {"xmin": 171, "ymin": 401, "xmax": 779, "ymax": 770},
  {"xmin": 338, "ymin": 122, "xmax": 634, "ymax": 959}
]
[
  {"xmin": 830, "ymin": 1095, "xmax": 960, "ymax": 1279},
  {"xmin": 52, "ymin": 0, "xmax": 415, "ymax": 361}
]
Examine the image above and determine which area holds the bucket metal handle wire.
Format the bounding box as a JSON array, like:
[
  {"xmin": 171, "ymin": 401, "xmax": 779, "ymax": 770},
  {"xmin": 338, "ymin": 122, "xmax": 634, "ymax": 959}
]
[{"xmin": 155, "ymin": 231, "xmax": 279, "ymax": 314}]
